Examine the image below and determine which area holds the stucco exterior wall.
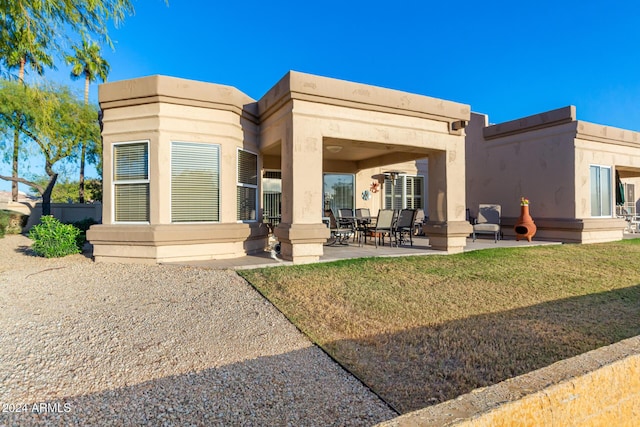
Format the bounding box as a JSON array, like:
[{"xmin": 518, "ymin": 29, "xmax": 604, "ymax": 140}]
[
  {"xmin": 355, "ymin": 159, "xmax": 428, "ymax": 219},
  {"xmin": 89, "ymin": 75, "xmax": 268, "ymax": 263},
  {"xmin": 466, "ymin": 107, "xmax": 640, "ymax": 243},
  {"xmin": 466, "ymin": 111, "xmax": 577, "ymax": 220},
  {"xmin": 574, "ymin": 121, "xmax": 640, "ymax": 219}
]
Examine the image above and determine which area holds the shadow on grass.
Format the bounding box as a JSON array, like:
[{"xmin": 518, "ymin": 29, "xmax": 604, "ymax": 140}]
[
  {"xmin": 324, "ymin": 284, "xmax": 640, "ymax": 414},
  {"xmin": 1, "ymin": 347, "xmax": 396, "ymax": 427}
]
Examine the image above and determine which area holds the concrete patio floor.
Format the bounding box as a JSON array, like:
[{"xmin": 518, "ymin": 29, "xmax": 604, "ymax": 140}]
[{"xmin": 166, "ymin": 235, "xmax": 563, "ymax": 270}]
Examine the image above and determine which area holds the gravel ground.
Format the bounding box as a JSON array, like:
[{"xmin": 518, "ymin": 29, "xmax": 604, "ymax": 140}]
[{"xmin": 0, "ymin": 235, "xmax": 396, "ymax": 426}]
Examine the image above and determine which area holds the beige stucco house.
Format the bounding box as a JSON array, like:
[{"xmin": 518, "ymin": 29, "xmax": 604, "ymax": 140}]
[
  {"xmin": 466, "ymin": 106, "xmax": 640, "ymax": 243},
  {"xmin": 87, "ymin": 71, "xmax": 473, "ymax": 264}
]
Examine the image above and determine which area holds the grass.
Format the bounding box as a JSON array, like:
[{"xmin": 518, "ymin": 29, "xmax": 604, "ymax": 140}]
[{"xmin": 239, "ymin": 240, "xmax": 640, "ymax": 413}]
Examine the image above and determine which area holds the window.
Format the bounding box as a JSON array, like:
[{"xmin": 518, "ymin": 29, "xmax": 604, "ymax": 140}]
[
  {"xmin": 323, "ymin": 174, "xmax": 354, "ymax": 213},
  {"xmin": 237, "ymin": 149, "xmax": 258, "ymax": 221},
  {"xmin": 263, "ymin": 170, "xmax": 281, "ymax": 226},
  {"xmin": 405, "ymin": 176, "xmax": 424, "ymax": 209},
  {"xmin": 590, "ymin": 165, "xmax": 612, "ymax": 217},
  {"xmin": 171, "ymin": 142, "xmax": 219, "ymax": 222},
  {"xmin": 385, "ymin": 175, "xmax": 424, "ymax": 210},
  {"xmin": 113, "ymin": 141, "xmax": 149, "ymax": 223}
]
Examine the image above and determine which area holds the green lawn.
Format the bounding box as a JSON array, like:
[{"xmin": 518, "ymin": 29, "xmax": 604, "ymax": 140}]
[{"xmin": 239, "ymin": 240, "xmax": 640, "ymax": 413}]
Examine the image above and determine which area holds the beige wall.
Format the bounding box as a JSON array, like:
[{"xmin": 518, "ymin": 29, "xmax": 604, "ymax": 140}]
[
  {"xmin": 354, "ymin": 158, "xmax": 428, "ymax": 219},
  {"xmin": 89, "ymin": 76, "xmax": 268, "ymax": 263},
  {"xmin": 574, "ymin": 121, "xmax": 640, "ymax": 219},
  {"xmin": 466, "ymin": 106, "xmax": 640, "ymax": 243},
  {"xmin": 466, "ymin": 109, "xmax": 577, "ymax": 220}
]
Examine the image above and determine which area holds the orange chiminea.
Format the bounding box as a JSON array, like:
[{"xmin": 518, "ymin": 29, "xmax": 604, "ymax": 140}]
[{"xmin": 515, "ymin": 198, "xmax": 537, "ymax": 242}]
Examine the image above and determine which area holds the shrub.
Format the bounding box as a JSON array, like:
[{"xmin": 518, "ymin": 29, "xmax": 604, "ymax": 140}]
[
  {"xmin": 28, "ymin": 216, "xmax": 81, "ymax": 258},
  {"xmin": 69, "ymin": 217, "xmax": 99, "ymax": 249},
  {"xmin": 0, "ymin": 210, "xmax": 8, "ymax": 238}
]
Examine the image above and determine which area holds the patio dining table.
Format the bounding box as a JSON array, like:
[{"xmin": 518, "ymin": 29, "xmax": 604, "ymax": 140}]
[{"xmin": 339, "ymin": 215, "xmax": 376, "ymax": 246}]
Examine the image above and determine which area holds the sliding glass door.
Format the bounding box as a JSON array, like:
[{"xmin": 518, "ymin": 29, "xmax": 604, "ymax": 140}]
[{"xmin": 323, "ymin": 174, "xmax": 354, "ymax": 213}]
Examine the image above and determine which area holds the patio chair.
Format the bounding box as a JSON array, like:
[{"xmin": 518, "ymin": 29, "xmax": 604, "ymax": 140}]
[
  {"xmin": 373, "ymin": 209, "xmax": 397, "ymax": 248},
  {"xmin": 472, "ymin": 204, "xmax": 502, "ymax": 243},
  {"xmin": 630, "ymin": 215, "xmax": 640, "ymax": 233},
  {"xmin": 394, "ymin": 209, "xmax": 416, "ymax": 246},
  {"xmin": 413, "ymin": 208, "xmax": 425, "ymax": 236},
  {"xmin": 324, "ymin": 209, "xmax": 355, "ymax": 246},
  {"xmin": 355, "ymin": 208, "xmax": 372, "ymax": 245},
  {"xmin": 339, "ymin": 208, "xmax": 357, "ymax": 242},
  {"xmin": 339, "ymin": 208, "xmax": 354, "ymax": 220}
]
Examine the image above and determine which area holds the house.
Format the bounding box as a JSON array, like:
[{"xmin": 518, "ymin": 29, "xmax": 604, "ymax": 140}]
[
  {"xmin": 88, "ymin": 72, "xmax": 640, "ymax": 264},
  {"xmin": 87, "ymin": 72, "xmax": 473, "ymax": 264},
  {"xmin": 465, "ymin": 106, "xmax": 638, "ymax": 243}
]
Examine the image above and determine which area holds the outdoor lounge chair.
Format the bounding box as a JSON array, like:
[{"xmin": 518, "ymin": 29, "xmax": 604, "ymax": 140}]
[
  {"xmin": 324, "ymin": 209, "xmax": 355, "ymax": 246},
  {"xmin": 472, "ymin": 204, "xmax": 502, "ymax": 243}
]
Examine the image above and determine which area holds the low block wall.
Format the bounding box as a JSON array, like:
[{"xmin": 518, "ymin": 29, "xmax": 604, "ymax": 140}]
[
  {"xmin": 1, "ymin": 201, "xmax": 102, "ymax": 231},
  {"xmin": 500, "ymin": 217, "xmax": 626, "ymax": 244},
  {"xmin": 378, "ymin": 335, "xmax": 640, "ymax": 426}
]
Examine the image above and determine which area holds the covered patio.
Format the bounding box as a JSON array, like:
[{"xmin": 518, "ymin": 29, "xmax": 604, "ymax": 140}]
[
  {"xmin": 166, "ymin": 236, "xmax": 562, "ymax": 270},
  {"xmin": 259, "ymin": 71, "xmax": 473, "ymax": 263}
]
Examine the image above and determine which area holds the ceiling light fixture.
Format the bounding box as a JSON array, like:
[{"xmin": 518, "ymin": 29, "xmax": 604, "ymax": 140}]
[{"xmin": 325, "ymin": 145, "xmax": 343, "ymax": 153}]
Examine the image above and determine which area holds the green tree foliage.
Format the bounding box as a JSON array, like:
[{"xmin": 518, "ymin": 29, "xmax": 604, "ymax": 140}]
[
  {"xmin": 66, "ymin": 39, "xmax": 109, "ymax": 202},
  {"xmin": 0, "ymin": 79, "xmax": 100, "ymax": 214},
  {"xmin": 28, "ymin": 178, "xmax": 102, "ymax": 203},
  {"xmin": 0, "ymin": 4, "xmax": 56, "ymax": 200},
  {"xmin": 0, "ymin": 0, "xmax": 136, "ymax": 201},
  {"xmin": 0, "ymin": 0, "xmax": 134, "ymax": 68},
  {"xmin": 66, "ymin": 40, "xmax": 110, "ymax": 104}
]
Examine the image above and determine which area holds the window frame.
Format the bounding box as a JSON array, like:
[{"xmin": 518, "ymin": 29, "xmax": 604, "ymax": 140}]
[
  {"xmin": 170, "ymin": 141, "xmax": 221, "ymax": 224},
  {"xmin": 112, "ymin": 140, "xmax": 150, "ymax": 224},
  {"xmin": 384, "ymin": 174, "xmax": 425, "ymax": 210},
  {"xmin": 236, "ymin": 148, "xmax": 259, "ymax": 223},
  {"xmin": 590, "ymin": 164, "xmax": 613, "ymax": 218},
  {"xmin": 323, "ymin": 173, "xmax": 355, "ymax": 213}
]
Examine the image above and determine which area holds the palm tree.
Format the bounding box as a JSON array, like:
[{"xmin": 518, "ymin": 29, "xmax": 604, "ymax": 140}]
[
  {"xmin": 66, "ymin": 40, "xmax": 109, "ymax": 203},
  {"xmin": 0, "ymin": 17, "xmax": 54, "ymax": 201}
]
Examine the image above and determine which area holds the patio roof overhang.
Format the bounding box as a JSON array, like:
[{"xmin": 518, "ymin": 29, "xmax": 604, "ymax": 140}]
[
  {"xmin": 616, "ymin": 166, "xmax": 640, "ymax": 179},
  {"xmin": 262, "ymin": 137, "xmax": 437, "ymax": 172},
  {"xmin": 259, "ymin": 71, "xmax": 470, "ymax": 173}
]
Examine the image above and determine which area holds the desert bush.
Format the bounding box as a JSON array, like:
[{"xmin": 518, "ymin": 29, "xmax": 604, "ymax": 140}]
[
  {"xmin": 0, "ymin": 210, "xmax": 8, "ymax": 238},
  {"xmin": 69, "ymin": 217, "xmax": 99, "ymax": 249},
  {"xmin": 28, "ymin": 216, "xmax": 81, "ymax": 258}
]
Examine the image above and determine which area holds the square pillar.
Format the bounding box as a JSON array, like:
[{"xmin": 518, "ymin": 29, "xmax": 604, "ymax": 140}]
[
  {"xmin": 274, "ymin": 121, "xmax": 329, "ymax": 263},
  {"xmin": 426, "ymin": 149, "xmax": 472, "ymax": 253}
]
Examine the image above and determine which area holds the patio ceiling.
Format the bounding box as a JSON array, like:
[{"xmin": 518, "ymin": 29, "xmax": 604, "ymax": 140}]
[
  {"xmin": 616, "ymin": 166, "xmax": 640, "ymax": 179},
  {"xmin": 261, "ymin": 137, "xmax": 435, "ymax": 171}
]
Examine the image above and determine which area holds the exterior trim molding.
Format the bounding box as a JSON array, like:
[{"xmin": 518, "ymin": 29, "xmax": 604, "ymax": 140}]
[
  {"xmin": 99, "ymin": 75, "xmax": 260, "ymax": 124},
  {"xmin": 483, "ymin": 106, "xmax": 576, "ymax": 140},
  {"xmin": 258, "ymin": 71, "xmax": 471, "ymax": 133}
]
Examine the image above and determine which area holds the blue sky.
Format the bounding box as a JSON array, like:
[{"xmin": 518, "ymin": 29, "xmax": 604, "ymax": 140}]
[{"xmin": 3, "ymin": 0, "xmax": 640, "ymax": 192}]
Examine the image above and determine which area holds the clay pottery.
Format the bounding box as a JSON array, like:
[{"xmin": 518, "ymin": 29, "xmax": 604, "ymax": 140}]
[{"xmin": 515, "ymin": 205, "xmax": 536, "ymax": 242}]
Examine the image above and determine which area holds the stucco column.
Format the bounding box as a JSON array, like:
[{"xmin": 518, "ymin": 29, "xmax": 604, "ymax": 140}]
[
  {"xmin": 274, "ymin": 122, "xmax": 330, "ymax": 263},
  {"xmin": 424, "ymin": 149, "xmax": 472, "ymax": 253}
]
